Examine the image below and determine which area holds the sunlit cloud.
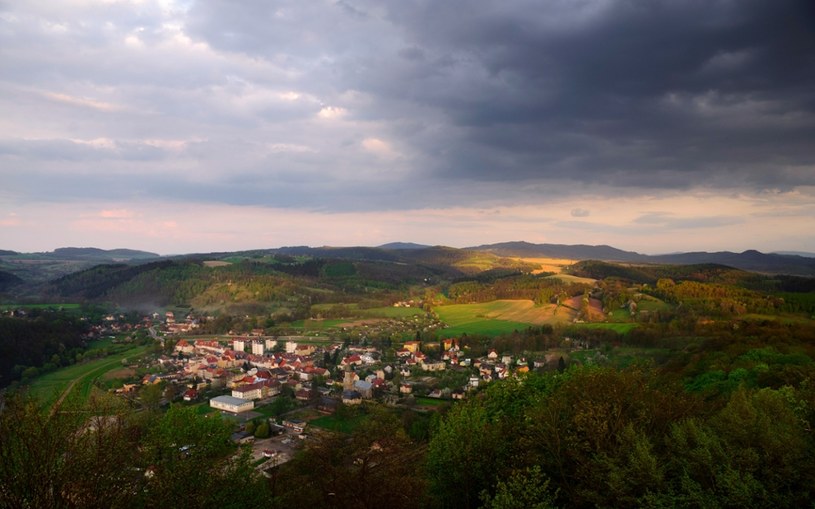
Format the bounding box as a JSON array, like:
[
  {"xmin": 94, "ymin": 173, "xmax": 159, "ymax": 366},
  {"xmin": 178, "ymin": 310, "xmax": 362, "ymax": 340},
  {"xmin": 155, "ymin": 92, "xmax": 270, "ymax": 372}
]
[{"xmin": 317, "ymin": 106, "xmax": 347, "ymax": 120}]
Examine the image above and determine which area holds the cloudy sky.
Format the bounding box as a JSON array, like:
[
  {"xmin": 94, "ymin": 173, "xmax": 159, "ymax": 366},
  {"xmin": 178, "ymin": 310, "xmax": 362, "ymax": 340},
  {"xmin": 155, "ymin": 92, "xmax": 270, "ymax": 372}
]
[{"xmin": 2, "ymin": 0, "xmax": 814, "ymax": 255}]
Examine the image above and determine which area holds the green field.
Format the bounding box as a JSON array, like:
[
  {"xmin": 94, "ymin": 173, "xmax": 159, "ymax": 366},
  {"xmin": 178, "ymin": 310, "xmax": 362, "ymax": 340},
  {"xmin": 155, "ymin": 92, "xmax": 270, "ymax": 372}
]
[
  {"xmin": 435, "ymin": 303, "xmax": 530, "ymax": 337},
  {"xmin": 575, "ymin": 322, "xmax": 638, "ymax": 334},
  {"xmin": 309, "ymin": 413, "xmax": 369, "ymax": 434},
  {"xmin": 0, "ymin": 303, "xmax": 81, "ymax": 311},
  {"xmin": 435, "ymin": 301, "xmax": 549, "ymax": 337},
  {"xmin": 636, "ymin": 296, "xmax": 671, "ymax": 312},
  {"xmin": 310, "ymin": 304, "xmax": 423, "ymax": 319},
  {"xmin": 359, "ymin": 306, "xmax": 424, "ymax": 319},
  {"xmin": 290, "ymin": 319, "xmax": 347, "ymax": 330},
  {"xmin": 414, "ymin": 397, "xmax": 448, "ymax": 407},
  {"xmin": 293, "ymin": 306, "xmax": 424, "ymax": 331},
  {"xmin": 28, "ymin": 343, "xmax": 149, "ymax": 409}
]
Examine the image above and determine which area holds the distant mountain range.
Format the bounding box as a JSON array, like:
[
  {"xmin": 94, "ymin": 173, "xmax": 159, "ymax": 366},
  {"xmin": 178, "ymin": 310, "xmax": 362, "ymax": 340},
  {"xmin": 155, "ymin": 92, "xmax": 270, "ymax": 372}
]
[
  {"xmin": 2, "ymin": 243, "xmax": 815, "ymax": 284},
  {"xmin": 44, "ymin": 247, "xmax": 160, "ymax": 261},
  {"xmin": 466, "ymin": 241, "xmax": 815, "ymax": 276}
]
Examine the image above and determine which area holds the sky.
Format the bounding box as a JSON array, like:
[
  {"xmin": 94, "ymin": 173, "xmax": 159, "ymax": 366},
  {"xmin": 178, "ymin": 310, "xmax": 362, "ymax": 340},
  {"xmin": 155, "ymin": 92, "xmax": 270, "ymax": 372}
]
[{"xmin": 1, "ymin": 0, "xmax": 814, "ymax": 255}]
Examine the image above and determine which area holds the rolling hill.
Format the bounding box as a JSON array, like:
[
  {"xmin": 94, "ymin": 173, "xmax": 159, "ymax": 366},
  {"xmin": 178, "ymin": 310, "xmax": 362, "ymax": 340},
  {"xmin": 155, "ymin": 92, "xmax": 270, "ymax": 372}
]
[{"xmin": 467, "ymin": 242, "xmax": 815, "ymax": 276}]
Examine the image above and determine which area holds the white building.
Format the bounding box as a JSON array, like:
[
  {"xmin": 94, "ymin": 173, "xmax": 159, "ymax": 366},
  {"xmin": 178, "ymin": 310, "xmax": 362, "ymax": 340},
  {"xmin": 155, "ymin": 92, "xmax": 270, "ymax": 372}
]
[
  {"xmin": 265, "ymin": 338, "xmax": 277, "ymax": 350},
  {"xmin": 285, "ymin": 341, "xmax": 298, "ymax": 354},
  {"xmin": 232, "ymin": 339, "xmax": 246, "ymax": 353},
  {"xmin": 232, "ymin": 383, "xmax": 264, "ymax": 400},
  {"xmin": 210, "ymin": 395, "xmax": 254, "ymax": 413},
  {"xmin": 251, "ymin": 341, "xmax": 265, "ymax": 356}
]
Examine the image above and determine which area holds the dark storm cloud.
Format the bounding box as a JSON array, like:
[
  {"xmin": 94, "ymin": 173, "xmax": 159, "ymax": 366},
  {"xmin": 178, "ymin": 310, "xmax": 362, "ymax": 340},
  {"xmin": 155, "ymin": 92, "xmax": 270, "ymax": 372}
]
[
  {"xmin": 364, "ymin": 0, "xmax": 815, "ymax": 189},
  {"xmin": 186, "ymin": 0, "xmax": 815, "ymax": 193},
  {"xmin": 4, "ymin": 0, "xmax": 815, "ymax": 217}
]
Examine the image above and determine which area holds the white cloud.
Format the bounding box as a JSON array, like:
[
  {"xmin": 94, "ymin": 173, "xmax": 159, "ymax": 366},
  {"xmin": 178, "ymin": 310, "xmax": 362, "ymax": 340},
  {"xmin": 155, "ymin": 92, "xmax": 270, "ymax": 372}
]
[{"xmin": 317, "ymin": 106, "xmax": 347, "ymax": 120}]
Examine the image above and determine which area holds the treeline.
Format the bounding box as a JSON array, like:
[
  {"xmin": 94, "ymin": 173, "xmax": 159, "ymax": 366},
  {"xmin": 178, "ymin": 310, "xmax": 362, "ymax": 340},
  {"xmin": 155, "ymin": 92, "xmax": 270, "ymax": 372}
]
[
  {"xmin": 446, "ymin": 275, "xmax": 588, "ymax": 304},
  {"xmin": 0, "ymin": 398, "xmax": 268, "ymax": 508},
  {"xmin": 4, "ymin": 357, "xmax": 815, "ymax": 507},
  {"xmin": 648, "ymin": 279, "xmax": 785, "ymax": 316},
  {"xmin": 425, "ymin": 367, "xmax": 815, "ymax": 508},
  {"xmin": 0, "ymin": 310, "xmax": 88, "ymax": 387}
]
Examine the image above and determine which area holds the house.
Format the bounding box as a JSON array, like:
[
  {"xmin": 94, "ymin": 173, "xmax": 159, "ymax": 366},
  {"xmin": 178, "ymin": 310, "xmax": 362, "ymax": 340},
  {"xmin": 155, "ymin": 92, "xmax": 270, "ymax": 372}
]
[
  {"xmin": 341, "ymin": 354, "xmax": 363, "ymax": 366},
  {"xmin": 295, "ymin": 388, "xmax": 314, "ymax": 401},
  {"xmin": 403, "ymin": 340, "xmax": 421, "ymax": 353},
  {"xmin": 295, "ymin": 344, "xmax": 316, "ymax": 356},
  {"xmin": 317, "ymin": 397, "xmax": 339, "ymax": 414},
  {"xmin": 182, "ymin": 388, "xmax": 199, "ymax": 401},
  {"xmin": 174, "ymin": 339, "xmax": 194, "ymax": 354},
  {"xmin": 283, "ymin": 419, "xmax": 307, "ymax": 433},
  {"xmin": 263, "ymin": 379, "xmax": 282, "ymax": 397},
  {"xmin": 421, "ymin": 360, "xmax": 446, "ymax": 372},
  {"xmin": 230, "ymin": 431, "xmax": 254, "ymax": 444},
  {"xmin": 354, "ymin": 380, "xmax": 373, "ymax": 399},
  {"xmin": 442, "ymin": 338, "xmax": 458, "ymax": 351},
  {"xmin": 342, "ymin": 390, "xmax": 363, "ymax": 405},
  {"xmin": 210, "ymin": 395, "xmax": 254, "ymax": 414},
  {"xmin": 427, "ymin": 389, "xmax": 442, "ymax": 399},
  {"xmin": 232, "ymin": 382, "xmax": 264, "ymax": 400}
]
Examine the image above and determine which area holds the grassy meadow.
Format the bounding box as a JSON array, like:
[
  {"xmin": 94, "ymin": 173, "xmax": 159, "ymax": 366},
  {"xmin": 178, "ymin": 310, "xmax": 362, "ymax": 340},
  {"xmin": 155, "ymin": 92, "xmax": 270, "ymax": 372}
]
[{"xmin": 28, "ymin": 343, "xmax": 149, "ymax": 409}]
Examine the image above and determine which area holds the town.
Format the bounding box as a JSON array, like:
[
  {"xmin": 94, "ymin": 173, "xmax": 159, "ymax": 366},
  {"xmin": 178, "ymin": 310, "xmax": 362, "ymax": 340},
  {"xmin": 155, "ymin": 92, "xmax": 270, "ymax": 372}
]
[{"xmin": 112, "ymin": 310, "xmax": 565, "ymax": 470}]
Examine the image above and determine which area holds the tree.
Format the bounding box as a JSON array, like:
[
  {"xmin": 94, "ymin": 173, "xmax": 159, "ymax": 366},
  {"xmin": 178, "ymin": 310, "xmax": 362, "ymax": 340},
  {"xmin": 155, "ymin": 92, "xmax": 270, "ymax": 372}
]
[
  {"xmin": 481, "ymin": 466, "xmax": 558, "ymax": 509},
  {"xmin": 276, "ymin": 406, "xmax": 425, "ymax": 509},
  {"xmin": 427, "ymin": 401, "xmax": 503, "ymax": 509},
  {"xmin": 254, "ymin": 421, "xmax": 270, "ymax": 439},
  {"xmin": 140, "ymin": 382, "xmax": 163, "ymax": 412}
]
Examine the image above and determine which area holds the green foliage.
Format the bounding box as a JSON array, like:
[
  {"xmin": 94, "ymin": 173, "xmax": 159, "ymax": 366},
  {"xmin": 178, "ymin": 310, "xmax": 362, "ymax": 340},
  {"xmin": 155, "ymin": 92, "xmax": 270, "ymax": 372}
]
[
  {"xmin": 480, "ymin": 466, "xmax": 558, "ymax": 509},
  {"xmin": 0, "ymin": 311, "xmax": 89, "ymax": 387},
  {"xmin": 254, "ymin": 421, "xmax": 270, "ymax": 438},
  {"xmin": 276, "ymin": 406, "xmax": 425, "ymax": 509}
]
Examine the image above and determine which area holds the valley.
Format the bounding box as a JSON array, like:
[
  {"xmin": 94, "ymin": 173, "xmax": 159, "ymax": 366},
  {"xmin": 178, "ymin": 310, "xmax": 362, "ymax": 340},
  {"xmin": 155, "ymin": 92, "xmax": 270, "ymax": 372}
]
[{"xmin": 2, "ymin": 242, "xmax": 815, "ymax": 508}]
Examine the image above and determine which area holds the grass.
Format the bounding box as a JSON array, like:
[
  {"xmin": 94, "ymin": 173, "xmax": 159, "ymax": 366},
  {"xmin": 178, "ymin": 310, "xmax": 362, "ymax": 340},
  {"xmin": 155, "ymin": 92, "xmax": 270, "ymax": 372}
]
[
  {"xmin": 192, "ymin": 402, "xmax": 218, "ymax": 415},
  {"xmin": 290, "ymin": 319, "xmax": 347, "ymax": 330},
  {"xmin": 28, "ymin": 343, "xmax": 150, "ymax": 409},
  {"xmin": 544, "ymin": 274, "xmax": 597, "ymax": 284},
  {"xmin": 575, "ymin": 323, "xmax": 639, "ymax": 334},
  {"xmin": 309, "ymin": 413, "xmax": 368, "ymax": 434},
  {"xmin": 435, "ymin": 300, "xmax": 571, "ymax": 337},
  {"xmin": 636, "ymin": 296, "xmax": 671, "ymax": 312},
  {"xmin": 414, "ymin": 397, "xmax": 448, "ymax": 407},
  {"xmin": 292, "ymin": 306, "xmax": 424, "ymax": 331},
  {"xmin": 0, "ymin": 303, "xmax": 81, "ymax": 311},
  {"xmin": 359, "ymin": 306, "xmax": 424, "ymax": 319},
  {"xmin": 439, "ymin": 319, "xmax": 531, "ymax": 338}
]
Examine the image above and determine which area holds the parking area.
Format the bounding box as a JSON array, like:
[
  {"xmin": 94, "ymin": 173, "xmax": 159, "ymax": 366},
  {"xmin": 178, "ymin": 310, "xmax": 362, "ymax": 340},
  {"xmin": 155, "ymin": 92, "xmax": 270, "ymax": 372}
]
[{"xmin": 249, "ymin": 429, "xmax": 303, "ymax": 468}]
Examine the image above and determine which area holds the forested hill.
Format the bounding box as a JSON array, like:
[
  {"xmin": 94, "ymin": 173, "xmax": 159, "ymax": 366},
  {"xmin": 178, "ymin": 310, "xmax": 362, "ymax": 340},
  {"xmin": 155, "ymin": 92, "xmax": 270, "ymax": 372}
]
[
  {"xmin": 468, "ymin": 241, "xmax": 815, "ymax": 276},
  {"xmin": 0, "ymin": 270, "xmax": 24, "ymax": 292},
  {"xmin": 0, "ymin": 247, "xmax": 161, "ymax": 285},
  {"xmin": 49, "ymin": 247, "xmax": 160, "ymax": 260}
]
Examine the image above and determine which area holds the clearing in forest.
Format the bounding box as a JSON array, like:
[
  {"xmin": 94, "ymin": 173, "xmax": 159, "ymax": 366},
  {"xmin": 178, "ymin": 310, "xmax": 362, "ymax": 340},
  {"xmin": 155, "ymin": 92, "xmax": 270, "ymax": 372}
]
[{"xmin": 436, "ymin": 299, "xmax": 578, "ymax": 331}]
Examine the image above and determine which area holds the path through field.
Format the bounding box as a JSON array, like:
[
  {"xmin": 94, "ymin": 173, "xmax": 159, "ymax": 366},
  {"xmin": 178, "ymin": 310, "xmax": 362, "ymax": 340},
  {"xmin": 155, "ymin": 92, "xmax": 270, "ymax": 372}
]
[{"xmin": 30, "ymin": 344, "xmax": 149, "ymax": 410}]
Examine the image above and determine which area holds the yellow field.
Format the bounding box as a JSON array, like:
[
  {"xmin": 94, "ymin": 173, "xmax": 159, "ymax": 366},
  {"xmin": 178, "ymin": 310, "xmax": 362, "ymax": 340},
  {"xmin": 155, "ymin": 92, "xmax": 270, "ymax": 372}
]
[
  {"xmin": 440, "ymin": 299, "xmax": 578, "ymax": 326},
  {"xmin": 514, "ymin": 257, "xmax": 577, "ymax": 274},
  {"xmin": 203, "ymin": 260, "xmax": 232, "ymax": 267},
  {"xmin": 544, "ymin": 273, "xmax": 597, "ymax": 284}
]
